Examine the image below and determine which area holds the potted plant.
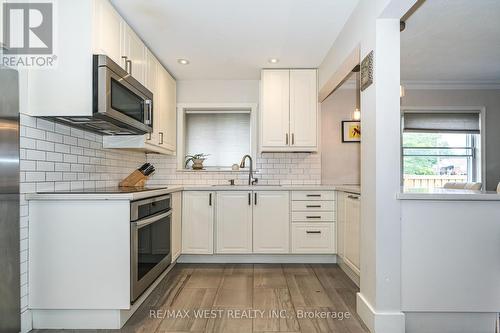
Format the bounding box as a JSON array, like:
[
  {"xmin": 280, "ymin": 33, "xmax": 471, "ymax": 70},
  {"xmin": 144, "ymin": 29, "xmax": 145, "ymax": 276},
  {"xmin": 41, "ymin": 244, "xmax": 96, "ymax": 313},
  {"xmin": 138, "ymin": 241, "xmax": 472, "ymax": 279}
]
[{"xmin": 185, "ymin": 153, "xmax": 210, "ymax": 170}]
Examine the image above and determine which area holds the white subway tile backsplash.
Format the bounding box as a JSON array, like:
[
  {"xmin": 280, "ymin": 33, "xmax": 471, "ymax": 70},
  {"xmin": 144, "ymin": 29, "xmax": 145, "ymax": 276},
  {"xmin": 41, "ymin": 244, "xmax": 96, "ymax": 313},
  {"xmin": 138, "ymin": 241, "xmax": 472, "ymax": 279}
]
[
  {"xmin": 36, "ymin": 140, "xmax": 55, "ymax": 152},
  {"xmin": 25, "ymin": 149, "xmax": 45, "ymax": 161},
  {"xmin": 36, "ymin": 161, "xmax": 55, "ymax": 172},
  {"xmin": 25, "ymin": 172, "xmax": 45, "ymax": 182},
  {"xmin": 146, "ymin": 152, "xmax": 321, "ymax": 186},
  {"xmin": 25, "ymin": 127, "xmax": 45, "ymax": 140}
]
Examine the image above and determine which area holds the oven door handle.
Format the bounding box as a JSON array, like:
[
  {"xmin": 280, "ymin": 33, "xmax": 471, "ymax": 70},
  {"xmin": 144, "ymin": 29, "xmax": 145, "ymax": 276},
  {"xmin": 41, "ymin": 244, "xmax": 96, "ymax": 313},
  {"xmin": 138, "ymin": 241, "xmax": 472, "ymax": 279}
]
[{"xmin": 133, "ymin": 210, "xmax": 171, "ymax": 229}]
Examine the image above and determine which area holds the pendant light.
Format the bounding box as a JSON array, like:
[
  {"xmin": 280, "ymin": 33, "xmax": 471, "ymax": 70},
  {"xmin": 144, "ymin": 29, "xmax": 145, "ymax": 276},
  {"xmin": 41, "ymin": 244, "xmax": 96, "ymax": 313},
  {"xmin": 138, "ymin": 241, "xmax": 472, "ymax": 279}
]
[{"xmin": 353, "ymin": 69, "xmax": 361, "ymax": 120}]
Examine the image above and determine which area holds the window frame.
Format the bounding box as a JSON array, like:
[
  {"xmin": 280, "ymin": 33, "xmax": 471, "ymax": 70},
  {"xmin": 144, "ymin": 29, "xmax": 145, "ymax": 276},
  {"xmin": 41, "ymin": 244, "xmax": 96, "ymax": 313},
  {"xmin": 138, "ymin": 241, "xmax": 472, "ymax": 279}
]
[
  {"xmin": 176, "ymin": 103, "xmax": 258, "ymax": 171},
  {"xmin": 400, "ymin": 106, "xmax": 486, "ymax": 187}
]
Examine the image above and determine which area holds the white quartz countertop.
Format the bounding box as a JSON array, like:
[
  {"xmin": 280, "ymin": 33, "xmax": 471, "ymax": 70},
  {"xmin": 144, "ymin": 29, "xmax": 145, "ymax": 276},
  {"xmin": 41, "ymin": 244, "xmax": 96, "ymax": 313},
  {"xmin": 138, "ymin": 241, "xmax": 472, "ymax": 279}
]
[
  {"xmin": 26, "ymin": 184, "xmax": 361, "ymax": 201},
  {"xmin": 26, "ymin": 186, "xmax": 184, "ymax": 201},
  {"xmin": 397, "ymin": 187, "xmax": 500, "ymax": 201}
]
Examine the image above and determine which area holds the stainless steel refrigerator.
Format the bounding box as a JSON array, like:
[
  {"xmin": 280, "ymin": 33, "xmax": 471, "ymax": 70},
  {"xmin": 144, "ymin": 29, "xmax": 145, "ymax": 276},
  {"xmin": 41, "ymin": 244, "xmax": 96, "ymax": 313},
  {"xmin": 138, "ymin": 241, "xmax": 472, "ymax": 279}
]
[{"xmin": 0, "ymin": 66, "xmax": 21, "ymax": 332}]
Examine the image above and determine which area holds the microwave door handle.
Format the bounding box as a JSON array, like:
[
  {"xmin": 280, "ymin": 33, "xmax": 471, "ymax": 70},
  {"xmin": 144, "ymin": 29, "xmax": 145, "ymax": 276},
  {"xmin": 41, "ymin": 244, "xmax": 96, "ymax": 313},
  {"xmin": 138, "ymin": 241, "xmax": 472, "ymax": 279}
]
[
  {"xmin": 134, "ymin": 211, "xmax": 171, "ymax": 229},
  {"xmin": 144, "ymin": 100, "xmax": 152, "ymax": 125}
]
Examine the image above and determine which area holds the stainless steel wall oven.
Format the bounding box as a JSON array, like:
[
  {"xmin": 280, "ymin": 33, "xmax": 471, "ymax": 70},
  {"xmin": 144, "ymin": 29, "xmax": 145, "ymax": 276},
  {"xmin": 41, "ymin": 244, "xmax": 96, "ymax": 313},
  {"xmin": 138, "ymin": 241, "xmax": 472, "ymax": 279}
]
[{"xmin": 130, "ymin": 194, "xmax": 171, "ymax": 302}]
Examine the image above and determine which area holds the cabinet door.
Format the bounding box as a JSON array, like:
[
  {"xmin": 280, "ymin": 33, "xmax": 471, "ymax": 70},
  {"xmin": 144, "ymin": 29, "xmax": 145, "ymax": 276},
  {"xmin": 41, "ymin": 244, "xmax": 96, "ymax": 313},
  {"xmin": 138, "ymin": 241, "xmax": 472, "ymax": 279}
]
[
  {"xmin": 216, "ymin": 192, "xmax": 253, "ymax": 253},
  {"xmin": 336, "ymin": 192, "xmax": 347, "ymax": 260},
  {"xmin": 182, "ymin": 191, "xmax": 214, "ymax": 254},
  {"xmin": 290, "ymin": 69, "xmax": 317, "ymax": 148},
  {"xmin": 253, "ymin": 191, "xmax": 290, "ymax": 253},
  {"xmin": 145, "ymin": 50, "xmax": 159, "ymax": 145},
  {"xmin": 260, "ymin": 70, "xmax": 290, "ymax": 148},
  {"xmin": 157, "ymin": 67, "xmax": 176, "ymax": 152},
  {"xmin": 171, "ymin": 191, "xmax": 182, "ymax": 261},
  {"xmin": 93, "ymin": 0, "xmax": 123, "ymax": 67},
  {"xmin": 344, "ymin": 194, "xmax": 360, "ymax": 273},
  {"xmin": 121, "ymin": 23, "xmax": 145, "ymax": 85}
]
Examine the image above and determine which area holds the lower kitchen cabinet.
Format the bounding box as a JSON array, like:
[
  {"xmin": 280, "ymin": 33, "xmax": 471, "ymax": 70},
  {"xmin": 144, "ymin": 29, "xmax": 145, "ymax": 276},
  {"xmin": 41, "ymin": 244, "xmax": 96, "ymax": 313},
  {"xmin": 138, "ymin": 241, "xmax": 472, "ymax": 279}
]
[
  {"xmin": 216, "ymin": 191, "xmax": 253, "ymax": 253},
  {"xmin": 171, "ymin": 191, "xmax": 182, "ymax": 261},
  {"xmin": 291, "ymin": 223, "xmax": 335, "ymax": 253},
  {"xmin": 253, "ymin": 191, "xmax": 290, "ymax": 253},
  {"xmin": 344, "ymin": 193, "xmax": 361, "ymax": 273},
  {"xmin": 182, "ymin": 191, "xmax": 214, "ymax": 254}
]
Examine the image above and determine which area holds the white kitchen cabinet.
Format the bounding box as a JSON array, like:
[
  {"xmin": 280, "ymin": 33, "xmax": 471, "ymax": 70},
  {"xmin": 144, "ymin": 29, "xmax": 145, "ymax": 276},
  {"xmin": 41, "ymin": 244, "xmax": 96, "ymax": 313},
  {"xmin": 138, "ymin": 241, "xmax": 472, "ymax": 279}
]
[
  {"xmin": 92, "ymin": 0, "xmax": 123, "ymax": 67},
  {"xmin": 336, "ymin": 192, "xmax": 347, "ymax": 260},
  {"xmin": 171, "ymin": 191, "xmax": 182, "ymax": 262},
  {"xmin": 21, "ymin": 0, "xmax": 171, "ymax": 121},
  {"xmin": 216, "ymin": 191, "xmax": 253, "ymax": 253},
  {"xmin": 290, "ymin": 70, "xmax": 318, "ymax": 148},
  {"xmin": 344, "ymin": 193, "xmax": 360, "ymax": 274},
  {"xmin": 121, "ymin": 23, "xmax": 146, "ymax": 85},
  {"xmin": 182, "ymin": 191, "xmax": 214, "ymax": 254},
  {"xmin": 260, "ymin": 70, "xmax": 290, "ymax": 148},
  {"xmin": 253, "ymin": 191, "xmax": 290, "ymax": 253},
  {"xmin": 260, "ymin": 69, "xmax": 318, "ymax": 152},
  {"xmin": 291, "ymin": 223, "xmax": 335, "ymax": 254}
]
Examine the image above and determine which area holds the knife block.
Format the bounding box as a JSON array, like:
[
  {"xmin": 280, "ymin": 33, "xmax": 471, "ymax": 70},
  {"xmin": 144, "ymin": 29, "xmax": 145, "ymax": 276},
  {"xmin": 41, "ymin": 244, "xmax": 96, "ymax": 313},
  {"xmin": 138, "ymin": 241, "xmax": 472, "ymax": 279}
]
[{"xmin": 119, "ymin": 170, "xmax": 148, "ymax": 187}]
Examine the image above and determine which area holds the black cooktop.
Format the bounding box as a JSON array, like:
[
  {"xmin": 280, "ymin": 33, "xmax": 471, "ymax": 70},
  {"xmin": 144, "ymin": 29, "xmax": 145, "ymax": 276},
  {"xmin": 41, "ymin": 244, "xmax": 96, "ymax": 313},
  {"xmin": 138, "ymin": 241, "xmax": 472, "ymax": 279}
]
[{"xmin": 37, "ymin": 187, "xmax": 168, "ymax": 194}]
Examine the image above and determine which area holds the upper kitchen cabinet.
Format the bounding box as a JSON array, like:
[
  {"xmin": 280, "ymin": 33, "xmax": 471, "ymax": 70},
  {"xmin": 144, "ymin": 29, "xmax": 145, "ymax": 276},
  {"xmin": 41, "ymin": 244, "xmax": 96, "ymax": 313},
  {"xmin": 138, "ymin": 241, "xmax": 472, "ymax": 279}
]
[
  {"xmin": 120, "ymin": 23, "xmax": 146, "ymax": 86},
  {"xmin": 92, "ymin": 0, "xmax": 123, "ymax": 68},
  {"xmin": 260, "ymin": 69, "xmax": 318, "ymax": 152}
]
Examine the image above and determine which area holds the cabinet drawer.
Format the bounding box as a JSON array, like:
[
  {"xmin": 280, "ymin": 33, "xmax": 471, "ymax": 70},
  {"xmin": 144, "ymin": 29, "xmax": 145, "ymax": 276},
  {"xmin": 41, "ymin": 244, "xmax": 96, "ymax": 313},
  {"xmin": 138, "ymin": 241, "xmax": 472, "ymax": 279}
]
[
  {"xmin": 292, "ymin": 211, "xmax": 335, "ymax": 222},
  {"xmin": 291, "ymin": 201, "xmax": 334, "ymax": 212},
  {"xmin": 291, "ymin": 223, "xmax": 335, "ymax": 254},
  {"xmin": 291, "ymin": 191, "xmax": 334, "ymax": 201}
]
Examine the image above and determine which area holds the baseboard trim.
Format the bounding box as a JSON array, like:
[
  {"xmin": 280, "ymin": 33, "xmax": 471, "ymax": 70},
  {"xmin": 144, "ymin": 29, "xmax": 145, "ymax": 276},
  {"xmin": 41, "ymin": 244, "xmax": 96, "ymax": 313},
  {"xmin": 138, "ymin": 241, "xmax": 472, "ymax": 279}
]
[
  {"xmin": 357, "ymin": 292, "xmax": 405, "ymax": 333},
  {"xmin": 21, "ymin": 309, "xmax": 33, "ymax": 333},
  {"xmin": 338, "ymin": 258, "xmax": 360, "ymax": 287},
  {"xmin": 177, "ymin": 254, "xmax": 337, "ymax": 264}
]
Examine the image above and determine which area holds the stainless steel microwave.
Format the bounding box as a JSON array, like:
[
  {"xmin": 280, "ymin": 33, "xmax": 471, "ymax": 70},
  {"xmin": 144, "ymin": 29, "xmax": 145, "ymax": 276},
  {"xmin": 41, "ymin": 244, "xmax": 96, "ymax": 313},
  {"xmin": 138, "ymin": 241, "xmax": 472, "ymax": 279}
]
[
  {"xmin": 51, "ymin": 55, "xmax": 153, "ymax": 135},
  {"xmin": 93, "ymin": 54, "xmax": 153, "ymax": 134}
]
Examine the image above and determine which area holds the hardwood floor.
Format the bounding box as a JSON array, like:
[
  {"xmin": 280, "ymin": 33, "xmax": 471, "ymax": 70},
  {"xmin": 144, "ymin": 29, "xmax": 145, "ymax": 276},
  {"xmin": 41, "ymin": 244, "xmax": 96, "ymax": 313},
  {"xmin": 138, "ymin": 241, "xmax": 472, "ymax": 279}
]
[{"xmin": 33, "ymin": 264, "xmax": 369, "ymax": 333}]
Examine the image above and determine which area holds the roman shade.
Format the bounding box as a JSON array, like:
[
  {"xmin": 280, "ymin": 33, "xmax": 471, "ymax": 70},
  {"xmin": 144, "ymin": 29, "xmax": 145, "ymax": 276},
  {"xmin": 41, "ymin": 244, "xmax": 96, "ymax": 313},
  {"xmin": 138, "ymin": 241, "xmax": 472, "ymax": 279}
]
[{"xmin": 403, "ymin": 112, "xmax": 480, "ymax": 133}]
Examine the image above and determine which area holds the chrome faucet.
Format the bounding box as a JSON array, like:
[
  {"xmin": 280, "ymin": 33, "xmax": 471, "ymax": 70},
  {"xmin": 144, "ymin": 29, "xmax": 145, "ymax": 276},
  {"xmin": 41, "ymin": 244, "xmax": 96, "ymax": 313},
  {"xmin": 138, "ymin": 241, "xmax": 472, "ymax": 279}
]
[{"xmin": 239, "ymin": 155, "xmax": 258, "ymax": 185}]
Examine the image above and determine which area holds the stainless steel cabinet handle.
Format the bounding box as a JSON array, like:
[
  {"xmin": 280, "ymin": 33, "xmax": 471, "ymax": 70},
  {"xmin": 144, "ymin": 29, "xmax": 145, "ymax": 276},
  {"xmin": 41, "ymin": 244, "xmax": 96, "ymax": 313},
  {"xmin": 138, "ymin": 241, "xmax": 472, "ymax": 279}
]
[
  {"xmin": 285, "ymin": 133, "xmax": 289, "ymax": 145},
  {"xmin": 306, "ymin": 194, "xmax": 321, "ymax": 197},
  {"xmin": 159, "ymin": 132, "xmax": 164, "ymax": 145},
  {"xmin": 121, "ymin": 56, "xmax": 128, "ymax": 71},
  {"xmin": 306, "ymin": 205, "xmax": 321, "ymax": 208},
  {"xmin": 306, "ymin": 230, "xmax": 321, "ymax": 234},
  {"xmin": 292, "ymin": 133, "xmax": 295, "ymax": 145},
  {"xmin": 126, "ymin": 59, "xmax": 132, "ymax": 74},
  {"xmin": 254, "ymin": 192, "xmax": 257, "ymax": 205},
  {"xmin": 209, "ymin": 193, "xmax": 212, "ymax": 206},
  {"xmin": 248, "ymin": 193, "xmax": 251, "ymax": 206},
  {"xmin": 306, "ymin": 216, "xmax": 322, "ymax": 219},
  {"xmin": 347, "ymin": 195, "xmax": 359, "ymax": 200}
]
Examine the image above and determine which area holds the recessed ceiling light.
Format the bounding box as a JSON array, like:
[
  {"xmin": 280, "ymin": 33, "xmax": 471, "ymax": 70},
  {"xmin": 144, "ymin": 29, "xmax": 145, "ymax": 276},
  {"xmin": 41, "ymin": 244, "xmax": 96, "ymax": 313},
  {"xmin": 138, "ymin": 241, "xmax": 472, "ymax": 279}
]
[
  {"xmin": 177, "ymin": 58, "xmax": 190, "ymax": 65},
  {"xmin": 268, "ymin": 58, "xmax": 279, "ymax": 64}
]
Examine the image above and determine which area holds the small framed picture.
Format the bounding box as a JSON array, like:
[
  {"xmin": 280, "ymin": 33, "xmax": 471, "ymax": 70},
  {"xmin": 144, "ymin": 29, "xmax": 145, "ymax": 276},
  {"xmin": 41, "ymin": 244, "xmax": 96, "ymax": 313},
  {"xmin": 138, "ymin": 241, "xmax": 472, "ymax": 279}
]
[{"xmin": 342, "ymin": 121, "xmax": 361, "ymax": 142}]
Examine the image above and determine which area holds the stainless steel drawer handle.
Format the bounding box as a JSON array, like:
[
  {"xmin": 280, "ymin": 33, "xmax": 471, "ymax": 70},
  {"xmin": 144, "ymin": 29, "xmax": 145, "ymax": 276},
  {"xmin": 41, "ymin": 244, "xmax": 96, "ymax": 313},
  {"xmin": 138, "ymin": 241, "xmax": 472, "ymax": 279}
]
[
  {"xmin": 306, "ymin": 216, "xmax": 322, "ymax": 219},
  {"xmin": 306, "ymin": 230, "xmax": 321, "ymax": 234},
  {"xmin": 306, "ymin": 205, "xmax": 321, "ymax": 208},
  {"xmin": 347, "ymin": 195, "xmax": 359, "ymax": 199},
  {"xmin": 306, "ymin": 194, "xmax": 321, "ymax": 197}
]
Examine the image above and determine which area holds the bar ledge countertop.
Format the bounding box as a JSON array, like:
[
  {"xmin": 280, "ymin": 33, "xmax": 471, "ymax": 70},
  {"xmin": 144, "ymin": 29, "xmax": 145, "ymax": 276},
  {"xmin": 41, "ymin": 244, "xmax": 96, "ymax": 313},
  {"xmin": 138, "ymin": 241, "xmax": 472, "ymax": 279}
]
[{"xmin": 397, "ymin": 187, "xmax": 500, "ymax": 201}]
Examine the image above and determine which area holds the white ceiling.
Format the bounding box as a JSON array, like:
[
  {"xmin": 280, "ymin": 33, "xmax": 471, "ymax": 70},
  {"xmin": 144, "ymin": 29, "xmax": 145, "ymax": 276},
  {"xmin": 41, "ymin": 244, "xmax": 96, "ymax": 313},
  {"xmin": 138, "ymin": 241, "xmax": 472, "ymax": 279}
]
[
  {"xmin": 401, "ymin": 0, "xmax": 500, "ymax": 83},
  {"xmin": 111, "ymin": 0, "xmax": 359, "ymax": 80}
]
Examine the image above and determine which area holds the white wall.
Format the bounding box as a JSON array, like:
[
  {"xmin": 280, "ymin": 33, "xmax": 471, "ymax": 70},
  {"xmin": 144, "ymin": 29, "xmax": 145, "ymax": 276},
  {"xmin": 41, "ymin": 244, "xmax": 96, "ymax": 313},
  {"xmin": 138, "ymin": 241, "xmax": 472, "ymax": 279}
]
[
  {"xmin": 402, "ymin": 89, "xmax": 500, "ymax": 191},
  {"xmin": 319, "ymin": 1, "xmax": 416, "ymax": 332},
  {"xmin": 321, "ymin": 88, "xmax": 360, "ymax": 185},
  {"xmin": 177, "ymin": 80, "xmax": 259, "ymax": 103}
]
